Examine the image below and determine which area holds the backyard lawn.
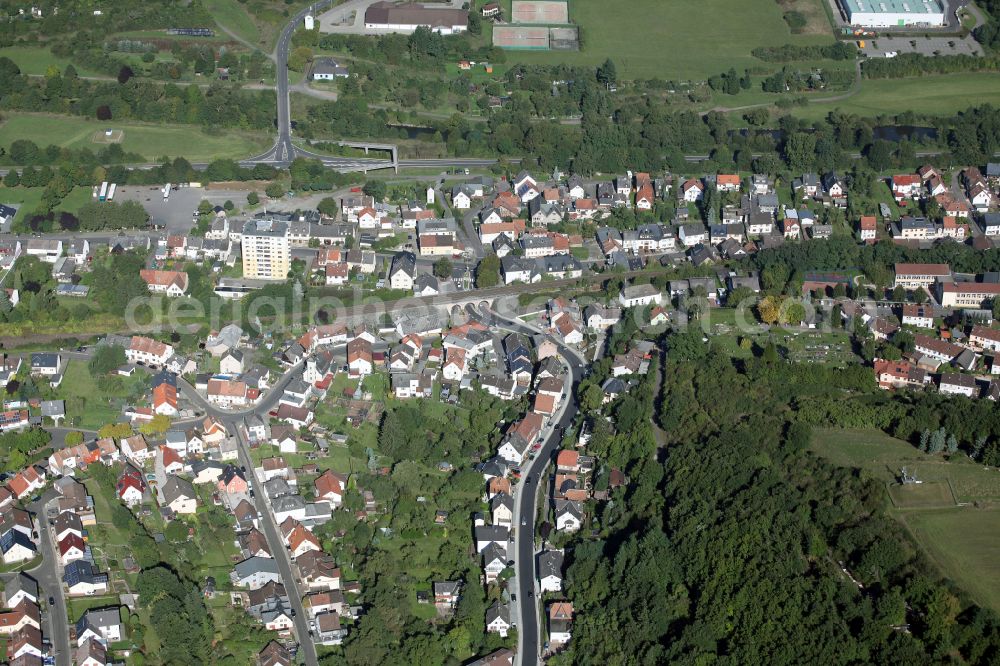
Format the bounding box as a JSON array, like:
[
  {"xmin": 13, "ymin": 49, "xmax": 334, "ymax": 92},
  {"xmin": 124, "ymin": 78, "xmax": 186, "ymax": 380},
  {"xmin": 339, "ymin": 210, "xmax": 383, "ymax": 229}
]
[
  {"xmin": 0, "ymin": 114, "xmax": 271, "ymax": 161},
  {"xmin": 0, "ymin": 187, "xmax": 43, "ymax": 225},
  {"xmin": 56, "ymin": 360, "xmax": 138, "ymax": 430},
  {"xmin": 509, "ymin": 0, "xmax": 836, "ymax": 80}
]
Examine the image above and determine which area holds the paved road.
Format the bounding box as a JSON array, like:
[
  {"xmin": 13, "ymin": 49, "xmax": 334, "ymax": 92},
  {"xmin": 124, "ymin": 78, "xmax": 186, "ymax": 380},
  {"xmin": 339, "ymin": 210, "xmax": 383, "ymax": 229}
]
[
  {"xmin": 460, "ymin": 205, "xmax": 485, "ymax": 259},
  {"xmin": 474, "ymin": 304, "xmax": 586, "ymax": 666},
  {"xmin": 175, "ymin": 366, "xmax": 318, "ymax": 664},
  {"xmin": 246, "ymin": 1, "xmax": 332, "ymax": 167},
  {"xmin": 230, "ymin": 423, "xmax": 317, "ymax": 666},
  {"xmin": 27, "ymin": 490, "xmax": 71, "ymax": 666}
]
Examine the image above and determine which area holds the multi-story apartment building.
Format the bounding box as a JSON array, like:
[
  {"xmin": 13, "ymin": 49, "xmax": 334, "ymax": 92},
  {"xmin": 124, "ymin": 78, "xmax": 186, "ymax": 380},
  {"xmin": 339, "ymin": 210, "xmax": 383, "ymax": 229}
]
[{"xmin": 242, "ymin": 220, "xmax": 290, "ymax": 280}]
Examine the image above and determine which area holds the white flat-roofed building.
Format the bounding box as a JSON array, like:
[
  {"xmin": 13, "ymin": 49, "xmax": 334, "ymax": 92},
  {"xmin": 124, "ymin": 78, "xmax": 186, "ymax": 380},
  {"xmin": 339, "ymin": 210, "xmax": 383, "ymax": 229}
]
[{"xmin": 840, "ymin": 0, "xmax": 945, "ymax": 27}]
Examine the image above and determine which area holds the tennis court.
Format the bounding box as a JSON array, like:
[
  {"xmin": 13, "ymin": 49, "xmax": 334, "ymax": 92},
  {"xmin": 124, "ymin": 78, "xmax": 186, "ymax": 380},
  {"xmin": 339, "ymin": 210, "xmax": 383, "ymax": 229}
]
[
  {"xmin": 493, "ymin": 25, "xmax": 550, "ymax": 49},
  {"xmin": 549, "ymin": 26, "xmax": 579, "ymax": 50},
  {"xmin": 511, "ymin": 0, "xmax": 569, "ymax": 24}
]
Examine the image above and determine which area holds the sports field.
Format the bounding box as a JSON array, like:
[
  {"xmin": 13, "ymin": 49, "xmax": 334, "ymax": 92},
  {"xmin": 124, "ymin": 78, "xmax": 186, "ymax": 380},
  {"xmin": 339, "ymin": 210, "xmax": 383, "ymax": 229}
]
[
  {"xmin": 794, "ymin": 73, "xmax": 1000, "ymax": 121},
  {"xmin": 812, "ymin": 427, "xmax": 1000, "ymax": 612},
  {"xmin": 0, "ymin": 114, "xmax": 270, "ymax": 161},
  {"xmin": 511, "ymin": 0, "xmax": 569, "ymax": 24},
  {"xmin": 506, "ymin": 0, "xmax": 836, "ymax": 80}
]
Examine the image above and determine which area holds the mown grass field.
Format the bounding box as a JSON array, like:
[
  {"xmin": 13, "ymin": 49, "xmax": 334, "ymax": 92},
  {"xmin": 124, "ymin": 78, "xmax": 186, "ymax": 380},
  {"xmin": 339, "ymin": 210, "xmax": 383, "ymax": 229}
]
[
  {"xmin": 0, "ymin": 114, "xmax": 270, "ymax": 161},
  {"xmin": 508, "ymin": 0, "xmax": 836, "ymax": 80},
  {"xmin": 900, "ymin": 508, "xmax": 1000, "ymax": 613},
  {"xmin": 812, "ymin": 427, "xmax": 1000, "ymax": 612},
  {"xmin": 203, "ymin": 0, "xmax": 262, "ymax": 46},
  {"xmin": 794, "ymin": 73, "xmax": 1000, "ymax": 121},
  {"xmin": 0, "ymin": 46, "xmax": 103, "ymax": 77}
]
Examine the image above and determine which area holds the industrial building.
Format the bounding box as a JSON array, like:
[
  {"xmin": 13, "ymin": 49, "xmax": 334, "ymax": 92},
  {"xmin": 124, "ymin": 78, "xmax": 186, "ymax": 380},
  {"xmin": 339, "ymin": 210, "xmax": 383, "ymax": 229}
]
[
  {"xmin": 839, "ymin": 0, "xmax": 945, "ymax": 27},
  {"xmin": 242, "ymin": 219, "xmax": 291, "ymax": 281},
  {"xmin": 364, "ymin": 2, "xmax": 468, "ymax": 34}
]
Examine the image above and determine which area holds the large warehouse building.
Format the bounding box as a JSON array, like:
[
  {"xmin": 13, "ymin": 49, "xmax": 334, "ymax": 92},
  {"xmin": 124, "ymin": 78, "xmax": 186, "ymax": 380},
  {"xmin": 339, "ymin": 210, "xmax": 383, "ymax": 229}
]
[
  {"xmin": 364, "ymin": 2, "xmax": 468, "ymax": 34},
  {"xmin": 840, "ymin": 0, "xmax": 945, "ymax": 27}
]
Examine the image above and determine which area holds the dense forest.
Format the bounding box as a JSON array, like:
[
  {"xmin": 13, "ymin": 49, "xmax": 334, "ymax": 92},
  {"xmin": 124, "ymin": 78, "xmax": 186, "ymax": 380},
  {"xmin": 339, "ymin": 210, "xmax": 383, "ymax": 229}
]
[{"xmin": 554, "ymin": 334, "xmax": 1000, "ymax": 664}]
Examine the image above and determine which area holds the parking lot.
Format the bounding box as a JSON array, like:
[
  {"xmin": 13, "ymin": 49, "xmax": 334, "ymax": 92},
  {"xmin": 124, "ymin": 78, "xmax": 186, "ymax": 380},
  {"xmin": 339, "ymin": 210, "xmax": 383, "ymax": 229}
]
[
  {"xmin": 859, "ymin": 33, "xmax": 981, "ymax": 58},
  {"xmin": 114, "ymin": 185, "xmax": 256, "ymax": 234}
]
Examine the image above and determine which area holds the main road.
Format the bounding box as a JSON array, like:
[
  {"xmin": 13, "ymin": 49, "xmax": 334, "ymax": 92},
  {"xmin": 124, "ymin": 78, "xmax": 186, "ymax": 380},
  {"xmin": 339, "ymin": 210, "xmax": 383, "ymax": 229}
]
[
  {"xmin": 239, "ymin": 1, "xmax": 507, "ymax": 173},
  {"xmin": 473, "ymin": 304, "xmax": 587, "ymax": 666}
]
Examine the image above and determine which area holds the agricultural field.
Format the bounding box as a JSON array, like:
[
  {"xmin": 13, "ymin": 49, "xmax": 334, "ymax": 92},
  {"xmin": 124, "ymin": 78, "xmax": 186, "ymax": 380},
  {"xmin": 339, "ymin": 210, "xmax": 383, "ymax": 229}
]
[
  {"xmin": 506, "ymin": 0, "xmax": 836, "ymax": 80},
  {"xmin": 811, "ymin": 427, "xmax": 1000, "ymax": 612},
  {"xmin": 793, "ymin": 73, "xmax": 1000, "ymax": 121},
  {"xmin": 0, "ymin": 114, "xmax": 271, "ymax": 161}
]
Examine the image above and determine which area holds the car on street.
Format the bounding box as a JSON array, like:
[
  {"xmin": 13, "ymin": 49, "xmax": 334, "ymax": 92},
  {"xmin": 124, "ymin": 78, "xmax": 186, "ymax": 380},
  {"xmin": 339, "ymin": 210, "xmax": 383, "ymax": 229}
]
[
  {"xmin": 521, "ymin": 518, "xmax": 527, "ymax": 526},
  {"xmin": 48, "ymin": 596, "xmax": 54, "ymax": 605}
]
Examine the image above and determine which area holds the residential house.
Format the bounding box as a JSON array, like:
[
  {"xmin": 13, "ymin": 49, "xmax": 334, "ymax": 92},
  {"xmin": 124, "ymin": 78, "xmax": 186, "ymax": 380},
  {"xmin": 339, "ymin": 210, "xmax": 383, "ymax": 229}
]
[
  {"xmin": 538, "ymin": 550, "xmax": 564, "ymax": 593},
  {"xmin": 619, "ymin": 284, "xmax": 661, "ymax": 308},
  {"xmin": 64, "ymin": 561, "xmax": 110, "ymax": 596},
  {"xmin": 115, "ymin": 465, "xmax": 145, "ymax": 507},
  {"xmin": 548, "ymin": 602, "xmax": 573, "ymax": 645},
  {"xmin": 485, "ymin": 602, "xmax": 511, "ymax": 637},
  {"xmin": 970, "ymin": 326, "xmax": 1000, "ymax": 352},
  {"xmin": 75, "ymin": 607, "xmax": 122, "ymax": 646},
  {"xmin": 139, "ymin": 270, "xmax": 189, "ymax": 297},
  {"xmin": 901, "ymin": 304, "xmax": 934, "ymax": 329},
  {"xmin": 859, "ymin": 215, "xmax": 877, "ymax": 241},
  {"xmin": 389, "ymin": 251, "xmax": 417, "ymax": 290},
  {"xmin": 231, "ymin": 557, "xmax": 282, "ymax": 588},
  {"xmin": 555, "ymin": 499, "xmax": 582, "ymax": 532},
  {"xmin": 939, "ymin": 373, "xmax": 978, "ymax": 397},
  {"xmin": 681, "ymin": 179, "xmax": 703, "ymax": 202},
  {"xmin": 161, "ymin": 476, "xmax": 197, "ymax": 515}
]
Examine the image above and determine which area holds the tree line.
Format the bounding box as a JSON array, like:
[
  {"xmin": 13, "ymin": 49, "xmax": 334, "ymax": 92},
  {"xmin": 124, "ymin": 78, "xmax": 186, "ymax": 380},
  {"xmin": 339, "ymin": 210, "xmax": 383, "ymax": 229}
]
[
  {"xmin": 0, "ymin": 58, "xmax": 275, "ymax": 130},
  {"xmin": 862, "ymin": 53, "xmax": 1000, "ymax": 79}
]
